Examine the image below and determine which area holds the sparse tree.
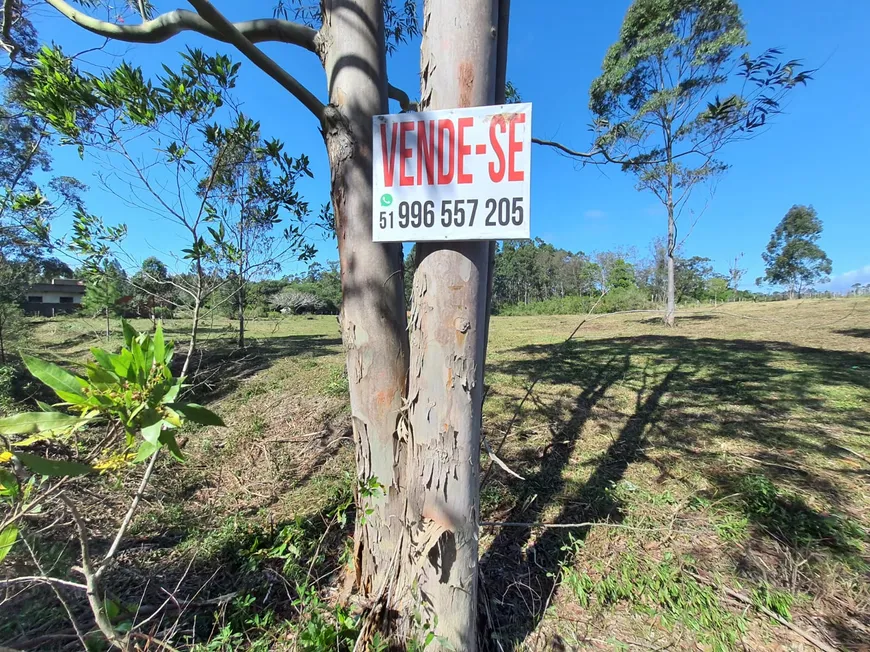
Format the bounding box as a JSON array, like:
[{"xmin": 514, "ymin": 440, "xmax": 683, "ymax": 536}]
[
  {"xmin": 585, "ymin": 0, "xmax": 812, "ymax": 325},
  {"xmin": 81, "ymin": 261, "xmax": 128, "ymax": 336},
  {"xmin": 68, "ymin": 209, "xmax": 127, "ymax": 336},
  {"xmin": 25, "ymin": 46, "xmax": 318, "ymax": 374},
  {"xmin": 729, "ymin": 252, "xmax": 746, "ymax": 296},
  {"xmin": 205, "ymin": 117, "xmax": 317, "ymax": 349},
  {"xmin": 762, "ymin": 204, "xmax": 831, "ymax": 299},
  {"xmin": 707, "ymin": 276, "xmax": 729, "ymax": 304}
]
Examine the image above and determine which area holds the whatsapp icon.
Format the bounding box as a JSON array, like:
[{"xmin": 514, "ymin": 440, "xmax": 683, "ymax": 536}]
[{"xmin": 380, "ymin": 194, "xmax": 394, "ymax": 207}]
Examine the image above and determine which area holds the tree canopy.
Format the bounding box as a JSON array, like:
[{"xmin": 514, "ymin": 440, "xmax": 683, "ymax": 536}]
[{"xmin": 761, "ymin": 204, "xmax": 831, "ymax": 298}]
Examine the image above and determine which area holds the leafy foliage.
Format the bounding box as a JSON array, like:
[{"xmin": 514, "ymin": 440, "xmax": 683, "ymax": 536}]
[
  {"xmin": 737, "ymin": 474, "xmax": 864, "ymax": 552},
  {"xmin": 275, "ymin": 0, "xmax": 418, "ymax": 54},
  {"xmin": 26, "ymin": 44, "xmax": 318, "ymax": 360},
  {"xmin": 761, "ymin": 204, "xmax": 831, "ymax": 298},
  {"xmin": 0, "ymin": 320, "xmax": 223, "ymax": 490},
  {"xmin": 130, "ymin": 256, "xmax": 174, "ymax": 319}
]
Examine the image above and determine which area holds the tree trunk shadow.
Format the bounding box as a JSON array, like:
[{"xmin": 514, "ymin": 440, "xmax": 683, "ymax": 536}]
[{"xmin": 479, "ymin": 362, "xmax": 680, "ymax": 650}]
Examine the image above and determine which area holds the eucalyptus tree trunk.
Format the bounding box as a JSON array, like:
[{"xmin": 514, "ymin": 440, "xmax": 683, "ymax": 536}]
[
  {"xmin": 237, "ymin": 277, "xmax": 245, "ymax": 350},
  {"xmin": 666, "ymin": 211, "xmax": 676, "ymax": 326},
  {"xmin": 320, "ymin": 0, "xmax": 410, "ymax": 600},
  {"xmin": 665, "ymin": 171, "xmax": 677, "ymax": 327},
  {"xmin": 403, "ymin": 1, "xmax": 499, "ymax": 648}
]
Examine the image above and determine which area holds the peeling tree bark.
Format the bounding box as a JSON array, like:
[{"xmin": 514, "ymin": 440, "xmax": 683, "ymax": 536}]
[
  {"xmin": 402, "ymin": 1, "xmax": 499, "ymax": 648},
  {"xmin": 320, "ymin": 0, "xmax": 410, "ymax": 603},
  {"xmin": 665, "ymin": 188, "xmax": 676, "ymax": 327}
]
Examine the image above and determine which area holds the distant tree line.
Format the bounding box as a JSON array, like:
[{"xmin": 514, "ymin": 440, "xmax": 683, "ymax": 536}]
[{"xmin": 481, "ymin": 238, "xmax": 750, "ymax": 315}]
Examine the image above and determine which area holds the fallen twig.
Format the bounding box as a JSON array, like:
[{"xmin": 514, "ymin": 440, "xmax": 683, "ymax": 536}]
[
  {"xmin": 482, "ymin": 291, "xmax": 610, "ymax": 487},
  {"xmin": 0, "ymin": 575, "xmax": 87, "ymax": 591},
  {"xmin": 831, "ymin": 444, "xmax": 870, "ymax": 466},
  {"xmin": 734, "ymin": 454, "xmax": 806, "ymax": 474},
  {"xmin": 483, "ymin": 436, "xmax": 525, "ymax": 480}
]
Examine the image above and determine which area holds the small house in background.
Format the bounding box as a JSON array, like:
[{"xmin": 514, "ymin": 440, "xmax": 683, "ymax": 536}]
[{"xmin": 23, "ymin": 278, "xmax": 86, "ymax": 317}]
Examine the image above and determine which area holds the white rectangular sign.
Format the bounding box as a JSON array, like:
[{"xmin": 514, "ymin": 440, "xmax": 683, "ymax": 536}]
[{"xmin": 372, "ymin": 103, "xmax": 531, "ymax": 242}]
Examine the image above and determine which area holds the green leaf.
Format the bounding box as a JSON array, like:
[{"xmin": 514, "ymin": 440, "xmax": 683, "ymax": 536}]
[
  {"xmin": 133, "ymin": 439, "xmax": 160, "ymax": 463},
  {"xmin": 166, "ymin": 403, "xmax": 224, "ymax": 426},
  {"xmin": 103, "ymin": 598, "xmax": 120, "ymax": 621},
  {"xmin": 121, "ymin": 320, "xmax": 137, "ymax": 348},
  {"xmin": 0, "ymin": 411, "xmax": 82, "ymax": 435},
  {"xmin": 159, "ymin": 380, "xmax": 182, "ymax": 405},
  {"xmin": 159, "ymin": 429, "xmax": 185, "ymax": 462},
  {"xmin": 140, "ymin": 333, "xmax": 154, "ymax": 371},
  {"xmin": 16, "ymin": 452, "xmax": 93, "ymax": 477},
  {"xmin": 164, "ymin": 342, "xmax": 174, "ymax": 366},
  {"xmin": 0, "ymin": 469, "xmax": 18, "ymax": 498},
  {"xmin": 0, "ymin": 525, "xmax": 18, "ymax": 563},
  {"xmin": 130, "ymin": 338, "xmax": 146, "ymax": 383},
  {"xmin": 86, "ymin": 364, "xmax": 118, "ymax": 386},
  {"xmin": 153, "ymin": 323, "xmax": 165, "ymax": 367},
  {"xmin": 22, "ymin": 355, "xmax": 86, "ymax": 402},
  {"xmin": 36, "ymin": 401, "xmax": 57, "ymax": 412},
  {"xmin": 118, "ymin": 349, "xmax": 137, "ymax": 383},
  {"xmin": 91, "ymin": 347, "xmax": 127, "ymax": 378},
  {"xmin": 140, "ymin": 409, "xmax": 163, "ymax": 445}
]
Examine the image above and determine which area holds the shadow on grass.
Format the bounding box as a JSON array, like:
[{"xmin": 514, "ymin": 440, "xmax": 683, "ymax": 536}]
[
  {"xmin": 177, "ymin": 333, "xmax": 342, "ymax": 403},
  {"xmin": 641, "ymin": 314, "xmax": 721, "ymax": 324},
  {"xmin": 479, "ymin": 334, "xmax": 870, "ymax": 650},
  {"xmin": 836, "ymin": 328, "xmax": 870, "ymax": 339}
]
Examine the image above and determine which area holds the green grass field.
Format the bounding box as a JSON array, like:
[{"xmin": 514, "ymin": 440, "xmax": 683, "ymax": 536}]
[{"xmin": 5, "ymin": 298, "xmax": 869, "ymax": 650}]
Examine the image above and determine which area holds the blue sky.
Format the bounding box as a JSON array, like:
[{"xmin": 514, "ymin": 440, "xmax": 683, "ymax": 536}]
[{"xmin": 33, "ymin": 0, "xmax": 869, "ymax": 291}]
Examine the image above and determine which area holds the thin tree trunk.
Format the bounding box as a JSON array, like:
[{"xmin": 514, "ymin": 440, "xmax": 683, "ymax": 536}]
[
  {"xmin": 181, "ymin": 295, "xmax": 200, "ymax": 379},
  {"xmin": 320, "ymin": 0, "xmax": 410, "ymax": 606},
  {"xmin": 665, "ymin": 205, "xmax": 676, "ymax": 326},
  {"xmin": 104, "ymin": 307, "xmax": 110, "ymax": 338},
  {"xmin": 0, "ymin": 321, "xmax": 6, "ymax": 365},
  {"xmin": 237, "ymin": 276, "xmax": 245, "ymax": 350},
  {"xmin": 403, "ymin": 1, "xmax": 499, "ymax": 648},
  {"xmin": 182, "ymin": 261, "xmax": 204, "ymax": 378}
]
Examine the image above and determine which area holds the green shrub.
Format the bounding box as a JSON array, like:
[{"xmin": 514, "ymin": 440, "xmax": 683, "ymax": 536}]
[
  {"xmin": 0, "ymin": 365, "xmax": 18, "ymax": 414},
  {"xmin": 496, "ymin": 288, "xmax": 655, "ymax": 316}
]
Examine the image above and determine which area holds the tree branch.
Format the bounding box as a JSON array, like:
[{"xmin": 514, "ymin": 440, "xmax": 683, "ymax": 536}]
[
  {"xmin": 20, "ymin": 535, "xmax": 89, "ymax": 650},
  {"xmin": 532, "ymin": 136, "xmax": 600, "ymax": 159},
  {"xmin": 43, "ymin": 0, "xmax": 317, "ymax": 52},
  {"xmin": 0, "ymin": 575, "xmax": 88, "ymax": 591},
  {"xmin": 388, "ymin": 83, "xmax": 417, "ymax": 112},
  {"xmin": 186, "ymin": 0, "xmax": 325, "ymax": 122},
  {"xmin": 61, "ymin": 495, "xmax": 124, "ymax": 650},
  {"xmin": 1, "ymin": 0, "xmax": 17, "ymax": 57},
  {"xmin": 96, "ymin": 449, "xmax": 160, "ymax": 580}
]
